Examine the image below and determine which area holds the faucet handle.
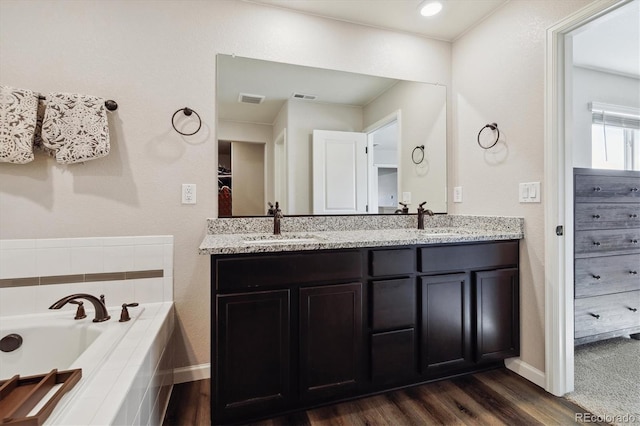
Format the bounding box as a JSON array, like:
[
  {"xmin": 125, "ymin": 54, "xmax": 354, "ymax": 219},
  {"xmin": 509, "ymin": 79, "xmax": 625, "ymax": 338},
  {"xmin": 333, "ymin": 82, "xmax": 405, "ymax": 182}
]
[
  {"xmin": 69, "ymin": 300, "xmax": 87, "ymax": 320},
  {"xmin": 418, "ymin": 201, "xmax": 427, "ymax": 210},
  {"xmin": 100, "ymin": 294, "xmax": 106, "ymax": 305},
  {"xmin": 119, "ymin": 303, "xmax": 139, "ymax": 322}
]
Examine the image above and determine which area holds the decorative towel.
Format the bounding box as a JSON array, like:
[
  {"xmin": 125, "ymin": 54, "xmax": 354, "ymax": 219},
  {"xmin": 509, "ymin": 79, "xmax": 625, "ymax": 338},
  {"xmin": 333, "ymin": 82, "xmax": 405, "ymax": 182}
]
[
  {"xmin": 0, "ymin": 85, "xmax": 38, "ymax": 164},
  {"xmin": 40, "ymin": 92, "xmax": 110, "ymax": 164}
]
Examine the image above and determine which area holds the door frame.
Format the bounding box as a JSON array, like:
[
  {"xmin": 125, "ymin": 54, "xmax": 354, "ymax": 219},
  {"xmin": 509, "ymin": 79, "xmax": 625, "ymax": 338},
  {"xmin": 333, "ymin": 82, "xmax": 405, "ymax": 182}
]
[
  {"xmin": 364, "ymin": 110, "xmax": 402, "ymax": 214},
  {"xmin": 274, "ymin": 128, "xmax": 289, "ymax": 214},
  {"xmin": 543, "ymin": 0, "xmax": 628, "ymax": 397}
]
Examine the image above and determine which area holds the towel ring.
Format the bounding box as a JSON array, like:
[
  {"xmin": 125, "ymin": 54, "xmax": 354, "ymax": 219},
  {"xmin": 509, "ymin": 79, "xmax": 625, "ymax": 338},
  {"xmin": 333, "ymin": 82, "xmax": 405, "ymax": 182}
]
[
  {"xmin": 412, "ymin": 145, "xmax": 425, "ymax": 164},
  {"xmin": 477, "ymin": 123, "xmax": 499, "ymax": 149},
  {"xmin": 172, "ymin": 107, "xmax": 202, "ymax": 136}
]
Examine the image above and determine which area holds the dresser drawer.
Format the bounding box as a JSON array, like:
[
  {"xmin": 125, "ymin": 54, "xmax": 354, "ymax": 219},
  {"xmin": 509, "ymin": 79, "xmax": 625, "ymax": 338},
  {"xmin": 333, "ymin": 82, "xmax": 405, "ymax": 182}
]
[
  {"xmin": 575, "ymin": 173, "xmax": 640, "ymax": 203},
  {"xmin": 369, "ymin": 248, "xmax": 414, "ymax": 277},
  {"xmin": 574, "ymin": 291, "xmax": 640, "ymax": 339},
  {"xmin": 371, "ymin": 278, "xmax": 415, "ymax": 331},
  {"xmin": 215, "ymin": 250, "xmax": 362, "ymax": 291},
  {"xmin": 575, "ymin": 254, "xmax": 640, "ymax": 298},
  {"xmin": 575, "ymin": 203, "xmax": 640, "ymax": 231},
  {"xmin": 419, "ymin": 241, "xmax": 518, "ymax": 273},
  {"xmin": 574, "ymin": 229, "xmax": 640, "ymax": 255}
]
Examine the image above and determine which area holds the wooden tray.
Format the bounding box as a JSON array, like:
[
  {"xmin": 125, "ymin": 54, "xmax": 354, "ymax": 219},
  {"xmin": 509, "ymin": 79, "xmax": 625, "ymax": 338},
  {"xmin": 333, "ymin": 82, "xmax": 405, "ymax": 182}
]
[{"xmin": 0, "ymin": 369, "xmax": 82, "ymax": 426}]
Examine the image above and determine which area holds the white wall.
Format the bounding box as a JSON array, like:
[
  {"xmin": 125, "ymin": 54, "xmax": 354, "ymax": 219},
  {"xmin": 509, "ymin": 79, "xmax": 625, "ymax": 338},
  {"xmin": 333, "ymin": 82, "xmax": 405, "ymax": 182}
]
[
  {"xmin": 451, "ymin": 0, "xmax": 592, "ymax": 372},
  {"xmin": 0, "ymin": 0, "xmax": 451, "ymax": 369},
  {"xmin": 364, "ymin": 81, "xmax": 447, "ymax": 213},
  {"xmin": 572, "ymin": 67, "xmax": 640, "ymax": 167},
  {"xmin": 287, "ymin": 99, "xmax": 363, "ymax": 214}
]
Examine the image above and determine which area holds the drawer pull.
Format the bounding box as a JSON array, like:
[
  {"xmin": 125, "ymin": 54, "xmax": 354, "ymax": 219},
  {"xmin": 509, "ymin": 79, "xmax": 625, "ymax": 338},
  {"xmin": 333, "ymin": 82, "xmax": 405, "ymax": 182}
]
[
  {"xmin": 590, "ymin": 313, "xmax": 601, "ymax": 319},
  {"xmin": 631, "ymin": 187, "xmax": 639, "ymax": 192},
  {"xmin": 593, "ymin": 187, "xmax": 602, "ymax": 192},
  {"xmin": 593, "ymin": 241, "xmax": 601, "ymax": 246},
  {"xmin": 592, "ymin": 274, "xmax": 601, "ymax": 280},
  {"xmin": 592, "ymin": 214, "xmax": 601, "ymax": 219},
  {"xmin": 630, "ymin": 271, "xmax": 638, "ymax": 275},
  {"xmin": 629, "ymin": 307, "xmax": 638, "ymax": 313},
  {"xmin": 631, "ymin": 214, "xmax": 639, "ymax": 218}
]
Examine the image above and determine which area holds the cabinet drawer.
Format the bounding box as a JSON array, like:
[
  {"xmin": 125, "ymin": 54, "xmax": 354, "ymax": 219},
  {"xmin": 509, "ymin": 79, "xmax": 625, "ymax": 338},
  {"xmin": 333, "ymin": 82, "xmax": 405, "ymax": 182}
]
[
  {"xmin": 575, "ymin": 173, "xmax": 640, "ymax": 203},
  {"xmin": 575, "ymin": 203, "xmax": 640, "ymax": 230},
  {"xmin": 575, "ymin": 229, "xmax": 640, "ymax": 255},
  {"xmin": 575, "ymin": 254, "xmax": 640, "ymax": 298},
  {"xmin": 575, "ymin": 291, "xmax": 640, "ymax": 339},
  {"xmin": 371, "ymin": 329, "xmax": 415, "ymax": 384},
  {"xmin": 369, "ymin": 248, "xmax": 414, "ymax": 277},
  {"xmin": 419, "ymin": 241, "xmax": 518, "ymax": 273},
  {"xmin": 371, "ymin": 278, "xmax": 415, "ymax": 331},
  {"xmin": 215, "ymin": 250, "xmax": 362, "ymax": 291}
]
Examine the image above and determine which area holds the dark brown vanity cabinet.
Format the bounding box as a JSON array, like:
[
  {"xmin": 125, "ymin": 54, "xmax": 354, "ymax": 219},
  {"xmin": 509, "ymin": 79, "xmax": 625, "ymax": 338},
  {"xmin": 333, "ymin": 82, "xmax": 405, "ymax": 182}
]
[
  {"xmin": 211, "ymin": 240, "xmax": 520, "ymax": 424},
  {"xmin": 215, "ymin": 290, "xmax": 291, "ymax": 420}
]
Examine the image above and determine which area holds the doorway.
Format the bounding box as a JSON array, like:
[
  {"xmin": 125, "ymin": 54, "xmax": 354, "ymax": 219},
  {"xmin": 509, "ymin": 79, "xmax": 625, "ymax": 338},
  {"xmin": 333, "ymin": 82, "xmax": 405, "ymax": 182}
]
[
  {"xmin": 544, "ymin": 0, "xmax": 636, "ymax": 398},
  {"xmin": 218, "ymin": 140, "xmax": 266, "ymax": 217}
]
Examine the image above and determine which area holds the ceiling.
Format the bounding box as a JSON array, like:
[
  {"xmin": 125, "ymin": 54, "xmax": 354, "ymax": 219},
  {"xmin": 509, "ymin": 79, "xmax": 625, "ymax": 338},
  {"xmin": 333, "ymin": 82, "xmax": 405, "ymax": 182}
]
[
  {"xmin": 572, "ymin": 0, "xmax": 640, "ymax": 78},
  {"xmin": 217, "ymin": 55, "xmax": 401, "ymax": 124},
  {"xmin": 244, "ymin": 0, "xmax": 508, "ymax": 41}
]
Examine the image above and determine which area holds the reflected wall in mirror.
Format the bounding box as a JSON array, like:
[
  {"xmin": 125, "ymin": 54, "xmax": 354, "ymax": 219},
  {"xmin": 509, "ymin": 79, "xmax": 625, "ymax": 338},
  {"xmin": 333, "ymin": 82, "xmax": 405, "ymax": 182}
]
[{"xmin": 216, "ymin": 54, "xmax": 447, "ymax": 217}]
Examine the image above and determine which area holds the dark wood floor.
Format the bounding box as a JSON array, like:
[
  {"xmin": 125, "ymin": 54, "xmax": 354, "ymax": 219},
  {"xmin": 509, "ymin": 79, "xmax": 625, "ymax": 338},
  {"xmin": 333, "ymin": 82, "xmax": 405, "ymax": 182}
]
[{"xmin": 163, "ymin": 368, "xmax": 602, "ymax": 426}]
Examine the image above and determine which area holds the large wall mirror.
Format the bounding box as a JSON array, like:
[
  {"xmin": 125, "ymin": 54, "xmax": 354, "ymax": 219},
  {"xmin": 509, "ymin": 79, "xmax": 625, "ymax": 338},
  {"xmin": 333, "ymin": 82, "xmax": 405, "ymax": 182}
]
[{"xmin": 216, "ymin": 54, "xmax": 447, "ymax": 217}]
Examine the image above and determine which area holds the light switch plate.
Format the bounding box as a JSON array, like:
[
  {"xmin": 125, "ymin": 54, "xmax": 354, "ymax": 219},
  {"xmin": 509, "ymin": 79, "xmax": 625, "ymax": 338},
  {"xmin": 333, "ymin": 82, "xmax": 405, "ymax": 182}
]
[
  {"xmin": 402, "ymin": 192, "xmax": 411, "ymax": 204},
  {"xmin": 519, "ymin": 182, "xmax": 540, "ymax": 203}
]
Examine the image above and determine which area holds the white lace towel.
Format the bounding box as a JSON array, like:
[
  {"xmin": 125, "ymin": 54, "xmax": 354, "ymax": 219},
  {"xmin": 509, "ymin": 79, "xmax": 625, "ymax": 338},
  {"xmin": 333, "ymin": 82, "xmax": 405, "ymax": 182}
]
[
  {"xmin": 40, "ymin": 92, "xmax": 110, "ymax": 164},
  {"xmin": 0, "ymin": 85, "xmax": 38, "ymax": 164}
]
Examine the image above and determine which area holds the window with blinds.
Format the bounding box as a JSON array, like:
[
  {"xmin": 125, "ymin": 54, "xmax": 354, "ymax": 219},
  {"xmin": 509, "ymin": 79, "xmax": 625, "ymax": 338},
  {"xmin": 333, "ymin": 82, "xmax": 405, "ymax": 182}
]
[{"xmin": 590, "ymin": 102, "xmax": 640, "ymax": 171}]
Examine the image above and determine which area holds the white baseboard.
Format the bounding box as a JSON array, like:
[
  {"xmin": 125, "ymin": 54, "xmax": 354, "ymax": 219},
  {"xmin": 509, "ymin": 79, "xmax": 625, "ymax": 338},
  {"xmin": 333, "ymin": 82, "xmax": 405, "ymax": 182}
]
[
  {"xmin": 504, "ymin": 358, "xmax": 546, "ymax": 388},
  {"xmin": 173, "ymin": 363, "xmax": 211, "ymax": 384}
]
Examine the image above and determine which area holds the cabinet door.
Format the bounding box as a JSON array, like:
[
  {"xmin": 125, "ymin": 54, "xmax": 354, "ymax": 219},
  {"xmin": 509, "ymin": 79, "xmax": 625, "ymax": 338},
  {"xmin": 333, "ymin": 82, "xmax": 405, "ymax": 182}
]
[
  {"xmin": 475, "ymin": 268, "xmax": 520, "ymax": 361},
  {"xmin": 421, "ymin": 273, "xmax": 472, "ymax": 373},
  {"xmin": 299, "ymin": 283, "xmax": 363, "ymax": 401},
  {"xmin": 216, "ymin": 290, "xmax": 290, "ymax": 420}
]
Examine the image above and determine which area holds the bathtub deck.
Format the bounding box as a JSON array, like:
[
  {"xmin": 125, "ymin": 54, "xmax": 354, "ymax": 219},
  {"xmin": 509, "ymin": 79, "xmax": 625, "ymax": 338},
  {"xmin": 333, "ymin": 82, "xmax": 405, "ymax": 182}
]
[{"xmin": 163, "ymin": 368, "xmax": 603, "ymax": 425}]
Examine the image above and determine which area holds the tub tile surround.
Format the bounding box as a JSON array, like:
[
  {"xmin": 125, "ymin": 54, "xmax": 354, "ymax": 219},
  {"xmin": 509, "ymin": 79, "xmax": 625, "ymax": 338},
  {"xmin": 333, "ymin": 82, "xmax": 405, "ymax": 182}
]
[
  {"xmin": 200, "ymin": 214, "xmax": 525, "ymax": 255},
  {"xmin": 0, "ymin": 236, "xmax": 175, "ymax": 425},
  {"xmin": 0, "ymin": 235, "xmax": 174, "ymax": 317},
  {"xmin": 51, "ymin": 302, "xmax": 175, "ymax": 426}
]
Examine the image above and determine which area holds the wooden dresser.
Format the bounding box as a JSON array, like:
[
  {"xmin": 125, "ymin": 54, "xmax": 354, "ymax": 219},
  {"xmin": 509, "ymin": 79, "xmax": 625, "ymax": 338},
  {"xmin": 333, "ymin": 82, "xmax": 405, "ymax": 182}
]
[{"xmin": 574, "ymin": 168, "xmax": 640, "ymax": 345}]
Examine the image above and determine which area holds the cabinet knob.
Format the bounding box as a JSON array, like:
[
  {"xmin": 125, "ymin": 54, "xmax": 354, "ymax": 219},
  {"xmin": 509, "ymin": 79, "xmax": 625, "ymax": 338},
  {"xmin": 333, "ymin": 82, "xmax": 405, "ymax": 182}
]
[
  {"xmin": 629, "ymin": 307, "xmax": 638, "ymax": 313},
  {"xmin": 592, "ymin": 214, "xmax": 601, "ymax": 219},
  {"xmin": 590, "ymin": 313, "xmax": 601, "ymax": 319},
  {"xmin": 593, "ymin": 241, "xmax": 601, "ymax": 246},
  {"xmin": 631, "ymin": 187, "xmax": 639, "ymax": 192},
  {"xmin": 593, "ymin": 187, "xmax": 602, "ymax": 192},
  {"xmin": 630, "ymin": 214, "xmax": 639, "ymax": 218},
  {"xmin": 632, "ymin": 239, "xmax": 639, "ymax": 244},
  {"xmin": 630, "ymin": 271, "xmax": 638, "ymax": 275},
  {"xmin": 592, "ymin": 274, "xmax": 601, "ymax": 280}
]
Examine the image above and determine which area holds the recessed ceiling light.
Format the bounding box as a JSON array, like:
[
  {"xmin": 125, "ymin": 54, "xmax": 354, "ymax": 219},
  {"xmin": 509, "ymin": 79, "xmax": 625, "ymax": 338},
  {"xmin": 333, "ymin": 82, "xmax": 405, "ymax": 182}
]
[{"xmin": 420, "ymin": 1, "xmax": 443, "ymax": 17}]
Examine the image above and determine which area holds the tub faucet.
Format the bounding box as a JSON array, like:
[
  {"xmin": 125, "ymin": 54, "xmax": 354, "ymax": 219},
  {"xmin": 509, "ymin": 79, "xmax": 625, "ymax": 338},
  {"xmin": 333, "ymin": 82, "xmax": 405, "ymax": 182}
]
[
  {"xmin": 49, "ymin": 293, "xmax": 111, "ymax": 322},
  {"xmin": 417, "ymin": 201, "xmax": 434, "ymax": 230},
  {"xmin": 274, "ymin": 201, "xmax": 283, "ymax": 235}
]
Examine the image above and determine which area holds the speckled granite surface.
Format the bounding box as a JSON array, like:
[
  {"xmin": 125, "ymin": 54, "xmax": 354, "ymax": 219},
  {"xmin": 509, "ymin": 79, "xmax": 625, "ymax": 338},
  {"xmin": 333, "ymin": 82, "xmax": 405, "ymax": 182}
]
[{"xmin": 199, "ymin": 215, "xmax": 524, "ymax": 255}]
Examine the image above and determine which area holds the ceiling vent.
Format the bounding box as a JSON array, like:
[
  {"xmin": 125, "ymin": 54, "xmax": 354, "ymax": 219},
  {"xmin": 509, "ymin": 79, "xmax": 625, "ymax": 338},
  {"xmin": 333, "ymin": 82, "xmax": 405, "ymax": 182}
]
[
  {"xmin": 291, "ymin": 92, "xmax": 317, "ymax": 101},
  {"xmin": 238, "ymin": 93, "xmax": 265, "ymax": 104}
]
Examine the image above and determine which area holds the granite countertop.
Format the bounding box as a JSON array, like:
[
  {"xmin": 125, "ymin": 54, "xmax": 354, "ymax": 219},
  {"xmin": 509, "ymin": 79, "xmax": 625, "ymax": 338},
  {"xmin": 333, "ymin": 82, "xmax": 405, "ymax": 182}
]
[{"xmin": 198, "ymin": 226, "xmax": 524, "ymax": 255}]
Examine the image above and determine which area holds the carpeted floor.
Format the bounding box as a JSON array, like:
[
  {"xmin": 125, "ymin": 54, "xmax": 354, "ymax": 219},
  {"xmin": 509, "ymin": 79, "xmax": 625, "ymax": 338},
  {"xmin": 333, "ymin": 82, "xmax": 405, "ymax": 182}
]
[{"xmin": 566, "ymin": 337, "xmax": 640, "ymax": 425}]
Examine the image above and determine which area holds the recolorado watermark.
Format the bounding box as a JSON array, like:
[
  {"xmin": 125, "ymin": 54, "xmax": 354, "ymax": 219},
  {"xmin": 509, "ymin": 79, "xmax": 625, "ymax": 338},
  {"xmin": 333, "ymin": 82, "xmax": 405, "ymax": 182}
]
[{"xmin": 576, "ymin": 413, "xmax": 638, "ymax": 423}]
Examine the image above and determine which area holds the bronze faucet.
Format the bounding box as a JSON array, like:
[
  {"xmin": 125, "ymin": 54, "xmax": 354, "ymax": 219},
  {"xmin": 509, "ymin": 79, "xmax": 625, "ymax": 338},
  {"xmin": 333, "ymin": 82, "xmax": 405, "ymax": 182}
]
[
  {"xmin": 417, "ymin": 201, "xmax": 434, "ymax": 229},
  {"xmin": 273, "ymin": 201, "xmax": 283, "ymax": 235},
  {"xmin": 395, "ymin": 202, "xmax": 409, "ymax": 214},
  {"xmin": 49, "ymin": 293, "xmax": 111, "ymax": 322}
]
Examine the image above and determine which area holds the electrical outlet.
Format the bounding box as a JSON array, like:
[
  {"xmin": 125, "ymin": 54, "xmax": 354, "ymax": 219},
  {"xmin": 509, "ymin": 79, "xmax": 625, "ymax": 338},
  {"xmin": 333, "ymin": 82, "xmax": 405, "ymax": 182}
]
[
  {"xmin": 453, "ymin": 186, "xmax": 462, "ymax": 203},
  {"xmin": 182, "ymin": 184, "xmax": 196, "ymax": 204},
  {"xmin": 402, "ymin": 192, "xmax": 412, "ymax": 204}
]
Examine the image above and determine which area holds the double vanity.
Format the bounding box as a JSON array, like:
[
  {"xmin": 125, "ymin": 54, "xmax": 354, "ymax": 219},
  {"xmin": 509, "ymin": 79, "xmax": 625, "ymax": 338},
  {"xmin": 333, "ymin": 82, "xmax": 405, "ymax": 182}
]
[{"xmin": 200, "ymin": 215, "xmax": 524, "ymax": 424}]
